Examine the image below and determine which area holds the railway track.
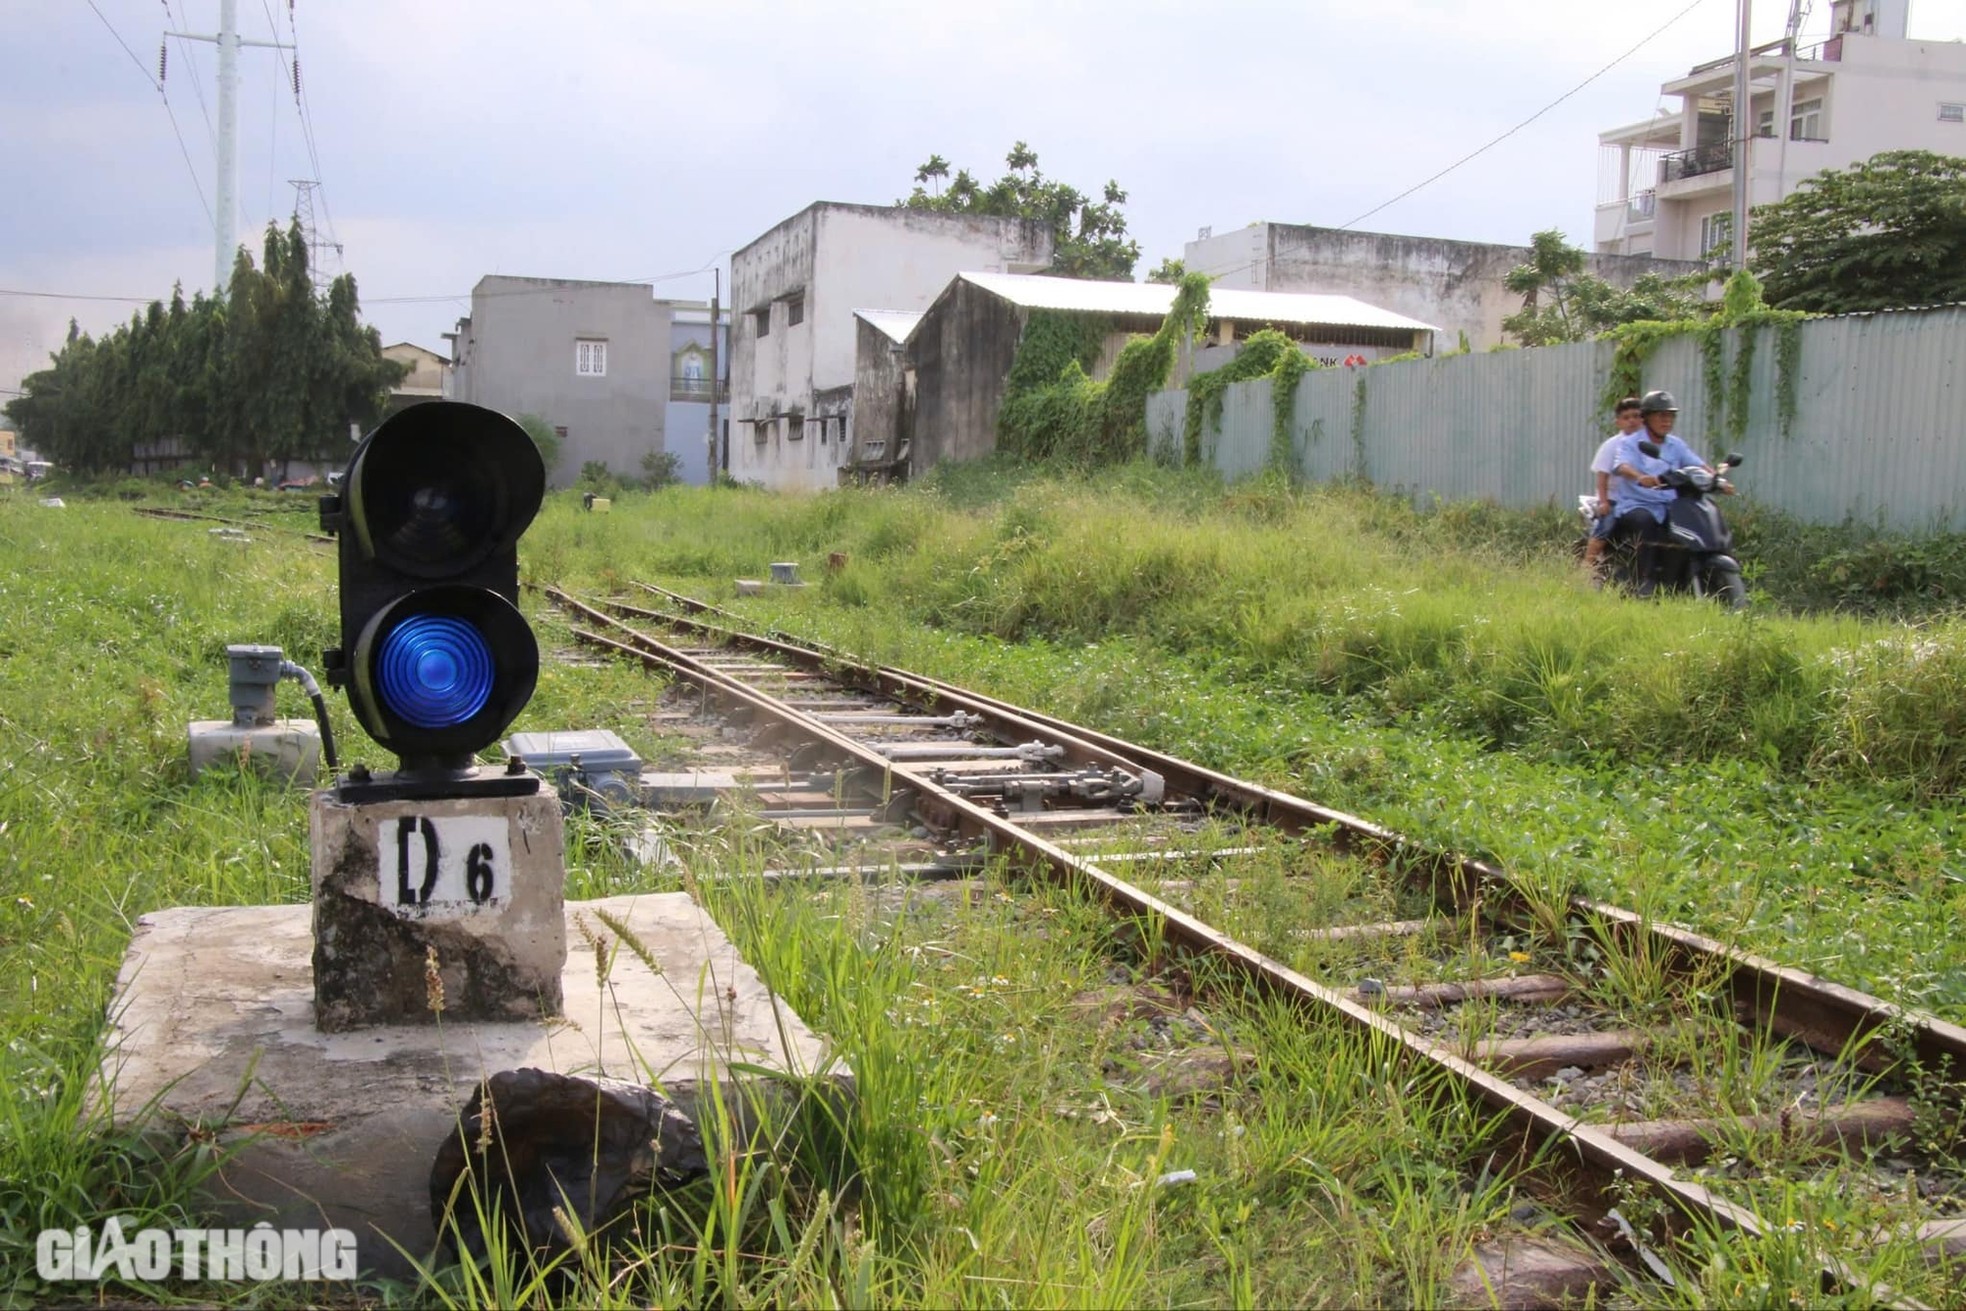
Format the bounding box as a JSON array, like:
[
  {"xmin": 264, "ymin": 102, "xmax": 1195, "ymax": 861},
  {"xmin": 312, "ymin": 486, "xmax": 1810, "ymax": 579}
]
[
  {"xmin": 545, "ymin": 580, "xmax": 1966, "ymax": 1306},
  {"xmin": 132, "ymin": 503, "xmax": 336, "ymax": 544}
]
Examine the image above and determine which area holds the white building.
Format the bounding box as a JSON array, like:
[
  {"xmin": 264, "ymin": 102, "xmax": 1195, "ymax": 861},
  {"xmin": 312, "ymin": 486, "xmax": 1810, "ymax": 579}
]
[
  {"xmin": 728, "ymin": 202, "xmax": 1053, "ymax": 492},
  {"xmin": 1596, "ymin": 0, "xmax": 1966, "ymax": 261},
  {"xmin": 1182, "ymin": 224, "xmax": 1690, "ymax": 353},
  {"xmin": 853, "ymin": 272, "xmax": 1439, "ymax": 482}
]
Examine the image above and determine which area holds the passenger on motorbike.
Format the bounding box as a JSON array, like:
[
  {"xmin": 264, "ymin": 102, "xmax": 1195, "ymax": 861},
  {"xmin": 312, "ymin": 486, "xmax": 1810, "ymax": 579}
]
[
  {"xmin": 1584, "ymin": 397, "xmax": 1644, "ymax": 577},
  {"xmin": 1607, "ymin": 390, "xmax": 1726, "ymax": 594}
]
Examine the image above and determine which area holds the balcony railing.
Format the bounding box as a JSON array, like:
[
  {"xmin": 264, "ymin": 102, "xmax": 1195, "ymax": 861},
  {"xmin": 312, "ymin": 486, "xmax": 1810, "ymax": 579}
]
[
  {"xmin": 1628, "ymin": 189, "xmax": 1657, "ymax": 222},
  {"xmin": 669, "ymin": 377, "xmax": 729, "ymax": 402},
  {"xmin": 1660, "ymin": 141, "xmax": 1733, "ymax": 183}
]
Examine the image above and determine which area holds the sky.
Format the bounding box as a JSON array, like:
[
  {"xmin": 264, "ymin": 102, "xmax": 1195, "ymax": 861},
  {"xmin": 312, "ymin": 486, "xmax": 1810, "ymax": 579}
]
[{"xmin": 5, "ymin": 0, "xmax": 1965, "ymax": 403}]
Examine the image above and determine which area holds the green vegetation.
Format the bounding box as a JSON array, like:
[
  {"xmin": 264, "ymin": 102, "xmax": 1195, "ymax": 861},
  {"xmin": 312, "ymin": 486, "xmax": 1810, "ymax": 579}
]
[
  {"xmin": 3, "ymin": 223, "xmax": 404, "ymax": 476},
  {"xmin": 7, "ymin": 472, "xmax": 1966, "ymax": 1306},
  {"xmin": 901, "ymin": 142, "xmax": 1140, "ymax": 280},
  {"xmin": 996, "ymin": 274, "xmax": 1210, "ymax": 466},
  {"xmin": 515, "ymin": 412, "xmax": 563, "ymax": 479},
  {"xmin": 1181, "ymin": 328, "xmax": 1318, "ymax": 468},
  {"xmin": 1501, "ymin": 229, "xmax": 1707, "ymax": 347},
  {"xmin": 1602, "ymin": 268, "xmax": 1811, "ymax": 439},
  {"xmin": 1749, "ymin": 150, "xmax": 1966, "ymax": 314}
]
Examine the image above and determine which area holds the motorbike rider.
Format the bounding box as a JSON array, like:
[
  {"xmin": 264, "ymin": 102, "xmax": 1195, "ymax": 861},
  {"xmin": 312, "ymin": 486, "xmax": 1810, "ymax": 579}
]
[
  {"xmin": 1607, "ymin": 390, "xmax": 1727, "ymax": 594},
  {"xmin": 1584, "ymin": 397, "xmax": 1644, "ymax": 577}
]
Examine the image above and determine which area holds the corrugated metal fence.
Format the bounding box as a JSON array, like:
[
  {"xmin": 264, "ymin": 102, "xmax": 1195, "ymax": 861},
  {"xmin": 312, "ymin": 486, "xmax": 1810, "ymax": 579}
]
[{"xmin": 1145, "ymin": 307, "xmax": 1966, "ymax": 529}]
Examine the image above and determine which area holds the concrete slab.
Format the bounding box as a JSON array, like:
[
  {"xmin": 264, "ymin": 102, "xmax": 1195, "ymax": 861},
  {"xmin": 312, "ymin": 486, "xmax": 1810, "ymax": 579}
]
[
  {"xmin": 98, "ymin": 893, "xmax": 841, "ymax": 1281},
  {"xmin": 187, "ymin": 718, "xmax": 322, "ymax": 785},
  {"xmin": 640, "ymin": 770, "xmax": 743, "ymax": 807}
]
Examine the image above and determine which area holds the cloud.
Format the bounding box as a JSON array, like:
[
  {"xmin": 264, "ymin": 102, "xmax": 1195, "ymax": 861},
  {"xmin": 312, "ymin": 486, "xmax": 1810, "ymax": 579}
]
[{"xmin": 11, "ymin": 0, "xmax": 1964, "ymax": 392}]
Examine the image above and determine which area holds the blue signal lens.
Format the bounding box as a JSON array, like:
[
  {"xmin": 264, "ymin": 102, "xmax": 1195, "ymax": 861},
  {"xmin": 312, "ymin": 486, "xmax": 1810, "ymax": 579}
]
[{"xmin": 377, "ymin": 615, "xmax": 494, "ymax": 729}]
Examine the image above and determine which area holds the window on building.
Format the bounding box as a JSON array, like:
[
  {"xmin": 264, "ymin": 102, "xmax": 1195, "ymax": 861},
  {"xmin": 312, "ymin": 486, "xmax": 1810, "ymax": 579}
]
[
  {"xmin": 1941, "ymin": 103, "xmax": 1965, "ymax": 124},
  {"xmin": 1700, "ymin": 212, "xmax": 1733, "ymax": 258},
  {"xmin": 1756, "ymin": 109, "xmax": 1775, "ymax": 137},
  {"xmin": 575, "ymin": 339, "xmax": 607, "ymax": 377},
  {"xmin": 753, "ymin": 307, "xmax": 771, "ymax": 338},
  {"xmin": 786, "ymin": 294, "xmax": 805, "ymax": 327},
  {"xmin": 788, "ymin": 417, "xmax": 805, "ymax": 441},
  {"xmin": 1790, "ymin": 97, "xmax": 1824, "ymax": 140},
  {"xmin": 752, "ymin": 418, "xmax": 771, "ymax": 443},
  {"xmin": 553, "ymin": 426, "xmax": 568, "ymax": 441}
]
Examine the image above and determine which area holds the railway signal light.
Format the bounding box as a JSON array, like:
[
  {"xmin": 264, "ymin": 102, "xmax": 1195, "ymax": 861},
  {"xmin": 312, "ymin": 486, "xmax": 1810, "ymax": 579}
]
[{"xmin": 320, "ymin": 401, "xmax": 544, "ymax": 781}]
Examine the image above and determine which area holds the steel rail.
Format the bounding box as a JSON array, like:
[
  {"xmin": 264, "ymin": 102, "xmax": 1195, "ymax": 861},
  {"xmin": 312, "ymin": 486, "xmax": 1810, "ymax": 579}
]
[
  {"xmin": 620, "ymin": 581, "xmax": 1966, "ymax": 1083},
  {"xmin": 132, "ymin": 503, "xmax": 335, "ymax": 543},
  {"xmin": 610, "ymin": 590, "xmax": 1487, "ymax": 905},
  {"xmin": 547, "ymin": 585, "xmax": 1911, "ymax": 1301}
]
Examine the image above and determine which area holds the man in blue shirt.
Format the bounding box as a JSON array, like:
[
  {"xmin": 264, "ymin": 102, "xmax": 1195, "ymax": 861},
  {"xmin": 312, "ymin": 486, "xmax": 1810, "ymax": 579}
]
[{"xmin": 1607, "ymin": 390, "xmax": 1714, "ymax": 594}]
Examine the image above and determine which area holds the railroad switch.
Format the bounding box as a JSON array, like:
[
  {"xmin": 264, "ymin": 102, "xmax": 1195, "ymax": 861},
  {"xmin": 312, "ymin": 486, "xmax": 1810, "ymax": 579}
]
[{"xmin": 928, "ymin": 764, "xmax": 1166, "ymax": 813}]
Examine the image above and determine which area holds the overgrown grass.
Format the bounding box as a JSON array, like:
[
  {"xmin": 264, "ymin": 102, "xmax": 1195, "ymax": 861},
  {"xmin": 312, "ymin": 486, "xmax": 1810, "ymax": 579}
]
[
  {"xmin": 520, "ymin": 464, "xmax": 1966, "ymax": 801},
  {"xmin": 5, "ymin": 481, "xmax": 1965, "ymax": 1306}
]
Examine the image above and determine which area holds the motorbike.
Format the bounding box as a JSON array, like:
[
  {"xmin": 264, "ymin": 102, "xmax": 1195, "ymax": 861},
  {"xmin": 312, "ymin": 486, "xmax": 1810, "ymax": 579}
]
[{"xmin": 1578, "ymin": 445, "xmax": 1747, "ymax": 608}]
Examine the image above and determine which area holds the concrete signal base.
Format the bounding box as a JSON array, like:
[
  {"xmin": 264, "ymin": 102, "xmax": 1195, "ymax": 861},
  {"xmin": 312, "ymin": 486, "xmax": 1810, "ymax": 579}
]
[
  {"xmin": 310, "ymin": 785, "xmax": 567, "ymax": 1030},
  {"xmin": 96, "ymin": 893, "xmax": 840, "ymax": 1281}
]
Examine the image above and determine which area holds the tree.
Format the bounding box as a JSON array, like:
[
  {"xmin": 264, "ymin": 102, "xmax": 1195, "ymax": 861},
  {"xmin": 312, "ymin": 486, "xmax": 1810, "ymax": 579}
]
[
  {"xmin": 639, "ymin": 449, "xmax": 682, "ymax": 490},
  {"xmin": 899, "ymin": 141, "xmax": 1140, "ymax": 280},
  {"xmin": 515, "ymin": 413, "xmax": 562, "ymax": 477},
  {"xmin": 1502, "ymin": 229, "xmax": 1707, "ymax": 346},
  {"xmin": 3, "ymin": 225, "xmax": 404, "ymax": 476},
  {"xmin": 1748, "ymin": 150, "xmax": 1966, "ymax": 313},
  {"xmin": 1144, "ymin": 257, "xmax": 1186, "ymax": 285}
]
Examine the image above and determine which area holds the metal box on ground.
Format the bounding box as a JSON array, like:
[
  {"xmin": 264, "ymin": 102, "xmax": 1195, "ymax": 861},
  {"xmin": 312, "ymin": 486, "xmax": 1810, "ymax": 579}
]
[{"xmin": 504, "ymin": 729, "xmax": 645, "ymax": 813}]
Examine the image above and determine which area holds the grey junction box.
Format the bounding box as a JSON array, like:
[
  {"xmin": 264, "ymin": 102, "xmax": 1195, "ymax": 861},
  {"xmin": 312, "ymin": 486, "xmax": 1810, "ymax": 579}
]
[{"xmin": 505, "ymin": 729, "xmax": 645, "ymax": 813}]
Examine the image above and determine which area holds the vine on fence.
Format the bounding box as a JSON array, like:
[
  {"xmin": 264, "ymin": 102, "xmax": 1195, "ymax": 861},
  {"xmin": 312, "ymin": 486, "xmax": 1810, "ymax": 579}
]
[
  {"xmin": 1270, "ymin": 349, "xmax": 1313, "ymax": 472},
  {"xmin": 997, "ymin": 274, "xmax": 1210, "ymax": 466},
  {"xmin": 1350, "ymin": 375, "xmax": 1369, "ymax": 478},
  {"xmin": 1602, "ymin": 269, "xmax": 1812, "ymax": 442},
  {"xmin": 1181, "ymin": 328, "xmax": 1321, "ymax": 469}
]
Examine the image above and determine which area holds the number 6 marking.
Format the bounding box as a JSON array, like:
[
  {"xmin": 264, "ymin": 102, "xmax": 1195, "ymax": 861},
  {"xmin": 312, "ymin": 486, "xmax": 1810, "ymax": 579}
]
[{"xmin": 466, "ymin": 842, "xmax": 495, "ymax": 904}]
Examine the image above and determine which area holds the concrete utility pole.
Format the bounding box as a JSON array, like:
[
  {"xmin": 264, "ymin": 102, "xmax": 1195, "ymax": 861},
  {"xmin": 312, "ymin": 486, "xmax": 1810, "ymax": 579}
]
[
  {"xmin": 1774, "ymin": 0, "xmax": 1807, "ymax": 205},
  {"xmin": 168, "ymin": 0, "xmax": 290, "ymax": 295},
  {"xmin": 1731, "ymin": 0, "xmax": 1754, "ymax": 270},
  {"xmin": 709, "ymin": 268, "xmax": 723, "ymax": 478}
]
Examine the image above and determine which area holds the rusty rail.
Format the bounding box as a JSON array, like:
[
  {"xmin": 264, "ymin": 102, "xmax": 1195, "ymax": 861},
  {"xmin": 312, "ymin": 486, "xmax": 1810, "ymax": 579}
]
[{"xmin": 544, "ymin": 584, "xmax": 1954, "ymax": 1302}]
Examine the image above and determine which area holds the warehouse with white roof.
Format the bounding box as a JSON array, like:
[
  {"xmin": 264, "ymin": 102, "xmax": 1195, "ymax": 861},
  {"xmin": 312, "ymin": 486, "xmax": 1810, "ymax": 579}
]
[{"xmin": 848, "ymin": 271, "xmax": 1437, "ymax": 482}]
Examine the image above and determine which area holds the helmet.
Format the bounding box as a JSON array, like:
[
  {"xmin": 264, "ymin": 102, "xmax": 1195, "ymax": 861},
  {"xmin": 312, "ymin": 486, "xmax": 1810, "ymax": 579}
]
[{"xmin": 1639, "ymin": 389, "xmax": 1678, "ymax": 416}]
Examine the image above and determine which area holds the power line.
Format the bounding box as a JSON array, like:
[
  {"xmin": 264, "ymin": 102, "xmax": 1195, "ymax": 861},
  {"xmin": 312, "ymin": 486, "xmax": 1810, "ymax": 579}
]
[
  {"xmin": 0, "ymin": 289, "xmax": 158, "ymax": 302},
  {"xmin": 86, "ymin": 0, "xmax": 214, "ymax": 225},
  {"xmin": 366, "ymin": 253, "xmax": 736, "ymax": 305},
  {"xmin": 0, "ymin": 250, "xmax": 735, "ymax": 307},
  {"xmin": 160, "ymin": 0, "xmax": 216, "ymax": 149},
  {"xmin": 86, "ymin": 0, "xmax": 159, "ymax": 85},
  {"xmin": 1336, "ymin": 0, "xmax": 1713, "ymax": 230},
  {"xmin": 278, "ymin": 0, "xmax": 338, "ymax": 251},
  {"xmin": 160, "ymin": 100, "xmax": 217, "ymax": 226}
]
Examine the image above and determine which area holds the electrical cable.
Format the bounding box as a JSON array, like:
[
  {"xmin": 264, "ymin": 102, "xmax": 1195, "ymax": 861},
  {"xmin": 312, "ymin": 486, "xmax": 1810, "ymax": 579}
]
[
  {"xmin": 280, "ymin": 0, "xmax": 339, "ymax": 251},
  {"xmin": 280, "ymin": 658, "xmax": 339, "ymax": 771},
  {"xmin": 160, "ymin": 0, "xmax": 217, "ymax": 149},
  {"xmin": 1336, "ymin": 0, "xmax": 1714, "ymax": 230},
  {"xmin": 0, "ymin": 249, "xmax": 733, "ymax": 306},
  {"xmin": 2, "ymin": 248, "xmax": 734, "ymax": 307},
  {"xmin": 86, "ymin": 0, "xmax": 159, "ymax": 85},
  {"xmin": 0, "ymin": 289, "xmax": 157, "ymax": 302},
  {"xmin": 86, "ymin": 0, "xmax": 214, "ymax": 226}
]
